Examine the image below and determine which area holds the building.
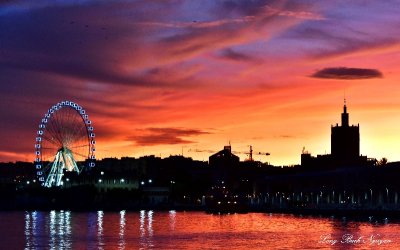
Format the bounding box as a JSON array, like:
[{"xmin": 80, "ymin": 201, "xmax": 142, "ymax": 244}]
[
  {"xmin": 209, "ymin": 145, "xmax": 240, "ymax": 169},
  {"xmin": 331, "ymin": 99, "xmax": 360, "ymax": 165},
  {"xmin": 301, "ymin": 100, "xmax": 369, "ymax": 169},
  {"xmin": 208, "ymin": 145, "xmax": 240, "ymax": 185}
]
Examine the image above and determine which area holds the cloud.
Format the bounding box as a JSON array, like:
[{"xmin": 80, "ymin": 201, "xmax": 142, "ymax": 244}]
[
  {"xmin": 128, "ymin": 127, "xmax": 210, "ymax": 146},
  {"xmin": 218, "ymin": 48, "xmax": 262, "ymax": 64},
  {"xmin": 275, "ymin": 135, "xmax": 296, "ymax": 139},
  {"xmin": 137, "ymin": 16, "xmax": 255, "ymax": 29},
  {"xmin": 311, "ymin": 67, "xmax": 383, "ymax": 80},
  {"xmin": 188, "ymin": 148, "xmax": 216, "ymax": 154},
  {"xmin": 263, "ymin": 5, "xmax": 326, "ymax": 21}
]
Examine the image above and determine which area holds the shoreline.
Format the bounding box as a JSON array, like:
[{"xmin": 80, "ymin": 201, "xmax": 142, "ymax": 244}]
[{"xmin": 1, "ymin": 203, "xmax": 400, "ymax": 222}]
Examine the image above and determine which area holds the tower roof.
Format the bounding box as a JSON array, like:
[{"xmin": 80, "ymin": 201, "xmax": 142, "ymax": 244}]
[{"xmin": 341, "ymin": 99, "xmax": 349, "ymax": 126}]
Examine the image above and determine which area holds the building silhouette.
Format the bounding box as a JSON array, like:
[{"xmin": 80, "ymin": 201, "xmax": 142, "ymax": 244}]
[
  {"xmin": 209, "ymin": 145, "xmax": 240, "ymax": 185},
  {"xmin": 209, "ymin": 145, "xmax": 239, "ymax": 169},
  {"xmin": 331, "ymin": 99, "xmax": 360, "ymax": 165},
  {"xmin": 301, "ymin": 100, "xmax": 369, "ymax": 169}
]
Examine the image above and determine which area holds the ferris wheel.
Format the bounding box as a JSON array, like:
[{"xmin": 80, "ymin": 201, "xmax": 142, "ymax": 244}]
[{"xmin": 34, "ymin": 101, "xmax": 95, "ymax": 187}]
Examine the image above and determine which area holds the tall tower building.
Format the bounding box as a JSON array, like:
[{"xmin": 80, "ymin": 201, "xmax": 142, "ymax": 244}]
[{"xmin": 331, "ymin": 99, "xmax": 360, "ymax": 165}]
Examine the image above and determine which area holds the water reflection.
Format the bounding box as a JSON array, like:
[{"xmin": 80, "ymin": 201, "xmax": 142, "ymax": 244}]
[
  {"xmin": 24, "ymin": 210, "xmax": 72, "ymax": 249},
  {"xmin": 119, "ymin": 210, "xmax": 126, "ymax": 250},
  {"xmin": 147, "ymin": 210, "xmax": 153, "ymax": 237},
  {"xmin": 139, "ymin": 210, "xmax": 154, "ymax": 249},
  {"xmin": 18, "ymin": 211, "xmax": 400, "ymax": 249},
  {"xmin": 24, "ymin": 211, "xmax": 36, "ymax": 249},
  {"xmin": 169, "ymin": 210, "xmax": 176, "ymax": 232},
  {"xmin": 97, "ymin": 211, "xmax": 104, "ymax": 249},
  {"xmin": 49, "ymin": 210, "xmax": 56, "ymax": 248}
]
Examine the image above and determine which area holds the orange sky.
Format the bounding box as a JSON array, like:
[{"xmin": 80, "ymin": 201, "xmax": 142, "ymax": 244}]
[{"xmin": 1, "ymin": 1, "xmax": 400, "ymax": 165}]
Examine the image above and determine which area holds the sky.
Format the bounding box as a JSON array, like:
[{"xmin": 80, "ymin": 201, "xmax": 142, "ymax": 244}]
[{"xmin": 1, "ymin": 0, "xmax": 400, "ymax": 165}]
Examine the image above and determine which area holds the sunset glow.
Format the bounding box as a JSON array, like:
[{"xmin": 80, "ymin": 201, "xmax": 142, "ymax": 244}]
[{"xmin": 1, "ymin": 1, "xmax": 400, "ymax": 165}]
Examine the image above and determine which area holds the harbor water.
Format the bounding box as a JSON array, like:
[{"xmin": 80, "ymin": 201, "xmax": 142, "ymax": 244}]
[{"xmin": 1, "ymin": 211, "xmax": 400, "ymax": 249}]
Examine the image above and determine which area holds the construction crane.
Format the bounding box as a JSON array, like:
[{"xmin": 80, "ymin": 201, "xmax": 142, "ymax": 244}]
[{"xmin": 234, "ymin": 145, "xmax": 270, "ymax": 161}]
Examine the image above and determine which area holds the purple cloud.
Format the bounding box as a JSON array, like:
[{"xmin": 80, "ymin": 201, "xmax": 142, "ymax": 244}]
[{"xmin": 311, "ymin": 67, "xmax": 383, "ymax": 80}]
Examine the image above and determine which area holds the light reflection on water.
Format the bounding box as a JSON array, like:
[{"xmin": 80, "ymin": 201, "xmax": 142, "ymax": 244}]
[
  {"xmin": 139, "ymin": 210, "xmax": 154, "ymax": 249},
  {"xmin": 1, "ymin": 211, "xmax": 399, "ymax": 249},
  {"xmin": 119, "ymin": 210, "xmax": 125, "ymax": 250},
  {"xmin": 97, "ymin": 211, "xmax": 104, "ymax": 250}
]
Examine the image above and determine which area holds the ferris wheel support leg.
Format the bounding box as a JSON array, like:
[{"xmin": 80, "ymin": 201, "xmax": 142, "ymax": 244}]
[
  {"xmin": 45, "ymin": 151, "xmax": 61, "ymax": 187},
  {"xmin": 69, "ymin": 152, "xmax": 80, "ymax": 174}
]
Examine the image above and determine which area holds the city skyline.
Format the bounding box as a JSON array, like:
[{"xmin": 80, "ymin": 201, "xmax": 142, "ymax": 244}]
[{"xmin": 2, "ymin": 1, "xmax": 400, "ymax": 165}]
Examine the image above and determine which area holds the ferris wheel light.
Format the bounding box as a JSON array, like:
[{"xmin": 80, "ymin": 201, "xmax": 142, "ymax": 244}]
[{"xmin": 35, "ymin": 100, "xmax": 96, "ymax": 188}]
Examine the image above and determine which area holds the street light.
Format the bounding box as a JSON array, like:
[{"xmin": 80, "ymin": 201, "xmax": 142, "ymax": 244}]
[
  {"xmin": 386, "ymin": 187, "xmax": 389, "ymax": 203},
  {"xmin": 370, "ymin": 189, "xmax": 373, "ymax": 203}
]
